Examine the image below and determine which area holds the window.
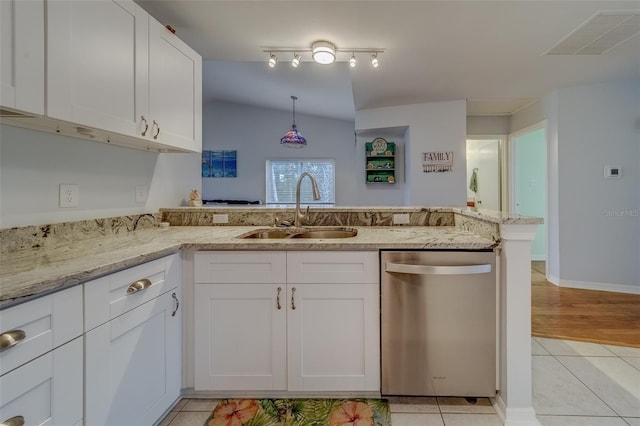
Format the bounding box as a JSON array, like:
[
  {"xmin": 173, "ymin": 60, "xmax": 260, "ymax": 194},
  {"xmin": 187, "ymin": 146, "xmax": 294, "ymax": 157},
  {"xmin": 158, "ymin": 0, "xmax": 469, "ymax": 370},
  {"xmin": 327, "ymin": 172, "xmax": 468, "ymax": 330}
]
[{"xmin": 265, "ymin": 159, "xmax": 335, "ymax": 204}]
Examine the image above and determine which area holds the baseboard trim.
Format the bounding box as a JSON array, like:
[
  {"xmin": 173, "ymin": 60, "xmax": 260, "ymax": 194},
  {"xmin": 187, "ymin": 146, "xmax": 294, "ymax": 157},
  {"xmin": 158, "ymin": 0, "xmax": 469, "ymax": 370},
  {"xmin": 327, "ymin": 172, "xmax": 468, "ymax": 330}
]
[
  {"xmin": 492, "ymin": 395, "xmax": 541, "ymax": 425},
  {"xmin": 557, "ymin": 279, "xmax": 640, "ymax": 295},
  {"xmin": 547, "ymin": 274, "xmax": 560, "ymax": 285},
  {"xmin": 531, "ymin": 255, "xmax": 546, "ymax": 261}
]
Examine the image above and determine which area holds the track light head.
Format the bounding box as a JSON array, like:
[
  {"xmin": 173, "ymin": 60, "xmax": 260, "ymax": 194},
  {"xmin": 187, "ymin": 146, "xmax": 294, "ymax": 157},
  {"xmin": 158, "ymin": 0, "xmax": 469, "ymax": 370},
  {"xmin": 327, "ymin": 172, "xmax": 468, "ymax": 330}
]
[
  {"xmin": 291, "ymin": 53, "xmax": 301, "ymax": 68},
  {"xmin": 371, "ymin": 53, "xmax": 379, "ymax": 68},
  {"xmin": 268, "ymin": 53, "xmax": 277, "ymax": 68},
  {"xmin": 349, "ymin": 53, "xmax": 357, "ymax": 68}
]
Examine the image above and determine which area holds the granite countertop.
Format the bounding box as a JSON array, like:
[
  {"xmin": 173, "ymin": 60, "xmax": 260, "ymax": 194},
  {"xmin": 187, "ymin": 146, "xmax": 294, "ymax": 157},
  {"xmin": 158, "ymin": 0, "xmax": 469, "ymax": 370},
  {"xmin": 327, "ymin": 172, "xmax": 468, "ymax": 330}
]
[{"xmin": 0, "ymin": 225, "xmax": 496, "ymax": 309}]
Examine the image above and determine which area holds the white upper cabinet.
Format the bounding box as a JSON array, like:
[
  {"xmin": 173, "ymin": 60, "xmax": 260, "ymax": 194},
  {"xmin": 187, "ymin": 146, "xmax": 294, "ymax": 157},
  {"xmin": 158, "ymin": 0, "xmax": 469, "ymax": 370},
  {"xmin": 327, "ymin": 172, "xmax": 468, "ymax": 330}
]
[
  {"xmin": 0, "ymin": 0, "xmax": 45, "ymax": 115},
  {"xmin": 47, "ymin": 0, "xmax": 147, "ymax": 139},
  {"xmin": 46, "ymin": 0, "xmax": 201, "ymax": 152},
  {"xmin": 148, "ymin": 17, "xmax": 202, "ymax": 152}
]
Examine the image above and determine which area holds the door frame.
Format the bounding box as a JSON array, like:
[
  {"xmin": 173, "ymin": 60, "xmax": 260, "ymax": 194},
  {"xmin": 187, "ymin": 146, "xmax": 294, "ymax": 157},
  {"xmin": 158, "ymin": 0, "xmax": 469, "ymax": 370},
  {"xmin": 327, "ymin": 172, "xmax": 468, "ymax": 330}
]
[{"xmin": 508, "ymin": 120, "xmax": 548, "ymax": 264}]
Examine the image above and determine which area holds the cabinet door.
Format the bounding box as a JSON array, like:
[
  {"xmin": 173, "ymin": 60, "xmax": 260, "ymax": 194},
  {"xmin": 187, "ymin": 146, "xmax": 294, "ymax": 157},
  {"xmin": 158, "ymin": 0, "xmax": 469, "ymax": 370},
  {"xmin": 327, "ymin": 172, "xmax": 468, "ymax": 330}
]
[
  {"xmin": 0, "ymin": 0, "xmax": 44, "ymax": 115},
  {"xmin": 287, "ymin": 283, "xmax": 380, "ymax": 391},
  {"xmin": 0, "ymin": 337, "xmax": 83, "ymax": 426},
  {"xmin": 194, "ymin": 283, "xmax": 286, "ymax": 391},
  {"xmin": 47, "ymin": 0, "xmax": 148, "ymax": 138},
  {"xmin": 148, "ymin": 17, "xmax": 202, "ymax": 152},
  {"xmin": 85, "ymin": 290, "xmax": 180, "ymax": 426}
]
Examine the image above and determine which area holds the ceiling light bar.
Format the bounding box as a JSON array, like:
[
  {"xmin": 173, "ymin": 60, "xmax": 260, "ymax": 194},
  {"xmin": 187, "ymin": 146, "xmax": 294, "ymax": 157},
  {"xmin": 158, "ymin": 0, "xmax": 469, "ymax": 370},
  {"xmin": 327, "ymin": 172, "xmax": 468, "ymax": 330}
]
[{"xmin": 262, "ymin": 41, "xmax": 384, "ymax": 68}]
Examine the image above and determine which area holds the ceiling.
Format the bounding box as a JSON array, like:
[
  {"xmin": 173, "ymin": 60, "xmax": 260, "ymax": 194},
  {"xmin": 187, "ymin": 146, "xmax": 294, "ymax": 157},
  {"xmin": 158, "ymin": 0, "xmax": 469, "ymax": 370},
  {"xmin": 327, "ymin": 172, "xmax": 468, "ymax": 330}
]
[{"xmin": 137, "ymin": 1, "xmax": 640, "ymax": 120}]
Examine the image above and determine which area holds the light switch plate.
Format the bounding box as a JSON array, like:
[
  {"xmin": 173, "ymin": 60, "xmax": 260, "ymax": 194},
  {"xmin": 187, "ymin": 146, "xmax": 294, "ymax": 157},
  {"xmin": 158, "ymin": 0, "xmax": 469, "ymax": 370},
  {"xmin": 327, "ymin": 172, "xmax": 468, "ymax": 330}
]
[{"xmin": 135, "ymin": 185, "xmax": 148, "ymax": 203}]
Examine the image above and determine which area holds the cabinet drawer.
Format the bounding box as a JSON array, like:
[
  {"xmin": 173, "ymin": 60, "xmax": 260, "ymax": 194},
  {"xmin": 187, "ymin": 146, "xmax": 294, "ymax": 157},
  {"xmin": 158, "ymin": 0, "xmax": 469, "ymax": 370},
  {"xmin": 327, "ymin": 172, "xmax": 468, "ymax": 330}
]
[
  {"xmin": 195, "ymin": 251, "xmax": 286, "ymax": 284},
  {"xmin": 0, "ymin": 337, "xmax": 83, "ymax": 426},
  {"xmin": 287, "ymin": 251, "xmax": 378, "ymax": 284},
  {"xmin": 84, "ymin": 254, "xmax": 179, "ymax": 331},
  {"xmin": 0, "ymin": 286, "xmax": 82, "ymax": 376}
]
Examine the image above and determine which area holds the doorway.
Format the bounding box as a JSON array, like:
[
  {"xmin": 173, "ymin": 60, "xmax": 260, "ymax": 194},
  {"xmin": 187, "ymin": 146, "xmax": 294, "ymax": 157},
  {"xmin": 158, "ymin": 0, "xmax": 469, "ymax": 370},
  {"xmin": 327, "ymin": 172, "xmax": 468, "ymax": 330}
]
[
  {"xmin": 510, "ymin": 124, "xmax": 547, "ymax": 262},
  {"xmin": 466, "ymin": 138, "xmax": 504, "ymax": 211}
]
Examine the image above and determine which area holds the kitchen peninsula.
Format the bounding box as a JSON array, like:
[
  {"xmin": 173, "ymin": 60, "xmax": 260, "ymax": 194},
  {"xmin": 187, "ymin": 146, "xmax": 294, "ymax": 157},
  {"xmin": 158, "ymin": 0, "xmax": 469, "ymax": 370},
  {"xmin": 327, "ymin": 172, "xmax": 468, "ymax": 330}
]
[{"xmin": 0, "ymin": 207, "xmax": 542, "ymax": 426}]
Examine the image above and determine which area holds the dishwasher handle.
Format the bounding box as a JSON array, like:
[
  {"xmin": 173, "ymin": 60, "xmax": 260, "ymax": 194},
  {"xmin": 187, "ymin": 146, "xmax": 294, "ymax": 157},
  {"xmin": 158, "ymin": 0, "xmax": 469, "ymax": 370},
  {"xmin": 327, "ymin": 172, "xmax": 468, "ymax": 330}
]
[{"xmin": 385, "ymin": 262, "xmax": 491, "ymax": 275}]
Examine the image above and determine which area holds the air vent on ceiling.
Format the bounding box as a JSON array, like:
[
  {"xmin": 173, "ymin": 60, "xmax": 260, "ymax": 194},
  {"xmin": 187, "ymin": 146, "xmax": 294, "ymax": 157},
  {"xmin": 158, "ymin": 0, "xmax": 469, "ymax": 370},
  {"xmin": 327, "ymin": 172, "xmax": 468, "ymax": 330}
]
[{"xmin": 545, "ymin": 10, "xmax": 640, "ymax": 55}]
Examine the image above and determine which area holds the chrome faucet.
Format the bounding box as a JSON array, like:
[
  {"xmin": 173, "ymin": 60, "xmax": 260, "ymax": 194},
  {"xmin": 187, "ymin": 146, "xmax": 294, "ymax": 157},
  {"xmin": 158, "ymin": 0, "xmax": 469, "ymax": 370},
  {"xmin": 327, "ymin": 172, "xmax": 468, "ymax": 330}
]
[{"xmin": 295, "ymin": 172, "xmax": 321, "ymax": 228}]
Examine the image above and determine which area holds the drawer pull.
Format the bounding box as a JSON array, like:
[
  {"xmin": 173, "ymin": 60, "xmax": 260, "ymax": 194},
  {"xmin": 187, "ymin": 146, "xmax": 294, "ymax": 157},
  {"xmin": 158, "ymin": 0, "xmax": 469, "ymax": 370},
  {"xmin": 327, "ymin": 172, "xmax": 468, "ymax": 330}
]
[
  {"xmin": 0, "ymin": 330, "xmax": 26, "ymax": 352},
  {"xmin": 291, "ymin": 287, "xmax": 297, "ymax": 310},
  {"xmin": 0, "ymin": 415, "xmax": 25, "ymax": 426},
  {"xmin": 127, "ymin": 279, "xmax": 152, "ymax": 295},
  {"xmin": 276, "ymin": 287, "xmax": 282, "ymax": 310},
  {"xmin": 171, "ymin": 292, "xmax": 179, "ymax": 317}
]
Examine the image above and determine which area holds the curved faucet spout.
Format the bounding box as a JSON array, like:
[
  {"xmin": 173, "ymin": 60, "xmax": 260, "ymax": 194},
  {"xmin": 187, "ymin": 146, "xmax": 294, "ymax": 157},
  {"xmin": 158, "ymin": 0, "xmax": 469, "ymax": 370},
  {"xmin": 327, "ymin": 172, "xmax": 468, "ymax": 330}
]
[{"xmin": 295, "ymin": 172, "xmax": 321, "ymax": 228}]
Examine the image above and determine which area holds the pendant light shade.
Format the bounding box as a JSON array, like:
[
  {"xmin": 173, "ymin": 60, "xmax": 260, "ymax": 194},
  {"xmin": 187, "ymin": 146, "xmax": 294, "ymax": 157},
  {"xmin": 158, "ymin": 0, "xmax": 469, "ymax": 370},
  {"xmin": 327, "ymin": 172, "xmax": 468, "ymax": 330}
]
[{"xmin": 280, "ymin": 96, "xmax": 307, "ymax": 148}]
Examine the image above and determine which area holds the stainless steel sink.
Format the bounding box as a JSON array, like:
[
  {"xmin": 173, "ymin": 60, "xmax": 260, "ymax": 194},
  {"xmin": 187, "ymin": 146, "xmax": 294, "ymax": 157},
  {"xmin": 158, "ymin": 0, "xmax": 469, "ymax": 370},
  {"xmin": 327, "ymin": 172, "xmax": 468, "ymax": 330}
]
[
  {"xmin": 289, "ymin": 229, "xmax": 358, "ymax": 239},
  {"xmin": 240, "ymin": 227, "xmax": 357, "ymax": 239},
  {"xmin": 241, "ymin": 229, "xmax": 297, "ymax": 239}
]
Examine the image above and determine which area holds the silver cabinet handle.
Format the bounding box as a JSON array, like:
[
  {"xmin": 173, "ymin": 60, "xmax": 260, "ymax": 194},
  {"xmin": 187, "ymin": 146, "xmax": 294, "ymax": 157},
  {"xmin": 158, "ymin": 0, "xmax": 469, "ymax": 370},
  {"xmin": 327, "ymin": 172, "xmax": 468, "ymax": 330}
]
[
  {"xmin": 1, "ymin": 415, "xmax": 25, "ymax": 426},
  {"xmin": 0, "ymin": 330, "xmax": 26, "ymax": 352},
  {"xmin": 171, "ymin": 292, "xmax": 179, "ymax": 317},
  {"xmin": 152, "ymin": 120, "xmax": 160, "ymax": 140},
  {"xmin": 385, "ymin": 262, "xmax": 491, "ymax": 275},
  {"xmin": 291, "ymin": 287, "xmax": 296, "ymax": 310},
  {"xmin": 140, "ymin": 116, "xmax": 149, "ymax": 136},
  {"xmin": 276, "ymin": 287, "xmax": 282, "ymax": 310},
  {"xmin": 126, "ymin": 278, "xmax": 152, "ymax": 294}
]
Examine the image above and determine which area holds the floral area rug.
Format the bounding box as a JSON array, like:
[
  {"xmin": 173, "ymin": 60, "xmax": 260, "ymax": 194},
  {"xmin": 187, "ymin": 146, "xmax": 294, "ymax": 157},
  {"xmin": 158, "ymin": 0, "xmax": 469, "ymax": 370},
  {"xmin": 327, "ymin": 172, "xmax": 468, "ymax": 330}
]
[{"xmin": 204, "ymin": 398, "xmax": 391, "ymax": 426}]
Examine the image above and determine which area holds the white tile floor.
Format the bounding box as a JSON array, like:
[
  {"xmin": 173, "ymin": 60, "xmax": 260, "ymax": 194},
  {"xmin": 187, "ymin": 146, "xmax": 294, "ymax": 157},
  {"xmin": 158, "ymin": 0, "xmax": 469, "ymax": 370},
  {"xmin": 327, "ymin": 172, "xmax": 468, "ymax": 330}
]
[{"xmin": 158, "ymin": 337, "xmax": 640, "ymax": 426}]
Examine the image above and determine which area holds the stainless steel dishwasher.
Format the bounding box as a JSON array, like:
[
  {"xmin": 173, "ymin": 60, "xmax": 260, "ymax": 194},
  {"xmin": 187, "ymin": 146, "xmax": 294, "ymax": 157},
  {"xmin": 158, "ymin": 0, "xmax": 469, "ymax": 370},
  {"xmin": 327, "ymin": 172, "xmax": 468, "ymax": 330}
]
[{"xmin": 381, "ymin": 250, "xmax": 497, "ymax": 397}]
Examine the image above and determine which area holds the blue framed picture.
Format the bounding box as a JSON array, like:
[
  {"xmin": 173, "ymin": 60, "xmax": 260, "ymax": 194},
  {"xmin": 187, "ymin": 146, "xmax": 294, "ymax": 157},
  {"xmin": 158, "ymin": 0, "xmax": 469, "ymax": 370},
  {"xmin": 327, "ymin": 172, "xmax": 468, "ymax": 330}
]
[{"xmin": 202, "ymin": 150, "xmax": 237, "ymax": 178}]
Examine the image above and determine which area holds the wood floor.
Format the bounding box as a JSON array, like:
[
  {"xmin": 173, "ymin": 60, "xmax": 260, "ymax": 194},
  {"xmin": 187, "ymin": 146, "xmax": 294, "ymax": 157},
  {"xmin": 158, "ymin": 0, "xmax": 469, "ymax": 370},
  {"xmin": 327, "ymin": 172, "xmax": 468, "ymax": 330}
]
[{"xmin": 531, "ymin": 262, "xmax": 640, "ymax": 348}]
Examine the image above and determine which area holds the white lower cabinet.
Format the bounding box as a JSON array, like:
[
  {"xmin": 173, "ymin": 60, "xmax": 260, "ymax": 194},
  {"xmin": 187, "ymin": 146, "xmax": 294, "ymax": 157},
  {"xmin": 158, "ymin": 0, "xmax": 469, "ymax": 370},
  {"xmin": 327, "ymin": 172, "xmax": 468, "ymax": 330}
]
[
  {"xmin": 84, "ymin": 254, "xmax": 182, "ymax": 426},
  {"xmin": 0, "ymin": 286, "xmax": 83, "ymax": 426},
  {"xmin": 0, "ymin": 337, "xmax": 83, "ymax": 426},
  {"xmin": 194, "ymin": 251, "xmax": 380, "ymax": 392}
]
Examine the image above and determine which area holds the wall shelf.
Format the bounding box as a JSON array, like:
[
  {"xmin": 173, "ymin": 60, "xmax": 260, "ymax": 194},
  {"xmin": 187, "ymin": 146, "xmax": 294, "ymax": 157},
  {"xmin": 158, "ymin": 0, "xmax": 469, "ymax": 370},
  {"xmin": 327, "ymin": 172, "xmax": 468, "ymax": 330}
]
[{"xmin": 366, "ymin": 138, "xmax": 396, "ymax": 183}]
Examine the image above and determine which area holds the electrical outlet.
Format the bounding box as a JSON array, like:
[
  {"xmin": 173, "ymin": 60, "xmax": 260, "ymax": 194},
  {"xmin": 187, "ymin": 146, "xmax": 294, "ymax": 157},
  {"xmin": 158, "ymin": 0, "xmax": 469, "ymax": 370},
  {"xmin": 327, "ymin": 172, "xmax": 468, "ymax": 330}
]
[
  {"xmin": 212, "ymin": 214, "xmax": 229, "ymax": 224},
  {"xmin": 393, "ymin": 213, "xmax": 410, "ymax": 225},
  {"xmin": 135, "ymin": 185, "xmax": 148, "ymax": 203},
  {"xmin": 59, "ymin": 184, "xmax": 79, "ymax": 208}
]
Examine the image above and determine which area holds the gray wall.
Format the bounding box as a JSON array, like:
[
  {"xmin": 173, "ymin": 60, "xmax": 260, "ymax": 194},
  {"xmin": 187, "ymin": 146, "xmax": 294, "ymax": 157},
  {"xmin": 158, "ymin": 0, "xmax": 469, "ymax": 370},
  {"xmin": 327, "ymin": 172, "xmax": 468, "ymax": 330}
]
[
  {"xmin": 202, "ymin": 101, "xmax": 358, "ymax": 205},
  {"xmin": 511, "ymin": 78, "xmax": 640, "ymax": 292},
  {"xmin": 0, "ymin": 124, "xmax": 200, "ymax": 228}
]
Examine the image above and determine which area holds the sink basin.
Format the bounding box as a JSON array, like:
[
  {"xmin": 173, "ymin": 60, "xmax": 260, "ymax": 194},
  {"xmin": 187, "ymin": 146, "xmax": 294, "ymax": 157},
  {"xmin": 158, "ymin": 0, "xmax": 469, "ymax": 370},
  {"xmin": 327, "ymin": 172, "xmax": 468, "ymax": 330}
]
[
  {"xmin": 290, "ymin": 229, "xmax": 358, "ymax": 239},
  {"xmin": 241, "ymin": 229, "xmax": 296, "ymax": 239},
  {"xmin": 240, "ymin": 227, "xmax": 358, "ymax": 239}
]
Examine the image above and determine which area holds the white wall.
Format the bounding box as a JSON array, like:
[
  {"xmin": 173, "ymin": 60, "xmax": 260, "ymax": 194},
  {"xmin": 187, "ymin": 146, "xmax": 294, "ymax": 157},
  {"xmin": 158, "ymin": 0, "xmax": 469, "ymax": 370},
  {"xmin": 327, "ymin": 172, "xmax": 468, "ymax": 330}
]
[
  {"xmin": 202, "ymin": 101, "xmax": 358, "ymax": 205},
  {"xmin": 356, "ymin": 100, "xmax": 467, "ymax": 206},
  {"xmin": 467, "ymin": 116, "xmax": 510, "ymax": 135},
  {"xmin": 0, "ymin": 124, "xmax": 200, "ymax": 228},
  {"xmin": 511, "ymin": 79, "xmax": 640, "ymax": 292}
]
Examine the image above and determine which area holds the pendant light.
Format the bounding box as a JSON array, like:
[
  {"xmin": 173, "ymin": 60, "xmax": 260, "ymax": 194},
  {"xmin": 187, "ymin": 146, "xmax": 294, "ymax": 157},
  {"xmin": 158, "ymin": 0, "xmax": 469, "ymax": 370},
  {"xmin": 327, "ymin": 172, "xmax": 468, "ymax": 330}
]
[{"xmin": 280, "ymin": 96, "xmax": 307, "ymax": 148}]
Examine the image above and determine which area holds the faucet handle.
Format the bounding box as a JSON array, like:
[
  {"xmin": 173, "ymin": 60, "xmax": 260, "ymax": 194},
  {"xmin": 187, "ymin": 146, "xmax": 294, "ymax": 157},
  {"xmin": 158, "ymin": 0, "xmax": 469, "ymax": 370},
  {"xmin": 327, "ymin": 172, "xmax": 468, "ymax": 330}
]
[{"xmin": 273, "ymin": 216, "xmax": 279, "ymax": 227}]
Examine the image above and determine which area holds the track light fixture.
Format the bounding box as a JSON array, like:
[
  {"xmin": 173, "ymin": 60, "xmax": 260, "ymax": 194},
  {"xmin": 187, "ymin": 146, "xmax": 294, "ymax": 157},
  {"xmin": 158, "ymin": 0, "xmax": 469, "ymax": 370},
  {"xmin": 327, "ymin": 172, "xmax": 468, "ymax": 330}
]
[
  {"xmin": 262, "ymin": 40, "xmax": 383, "ymax": 68},
  {"xmin": 268, "ymin": 53, "xmax": 277, "ymax": 68}
]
